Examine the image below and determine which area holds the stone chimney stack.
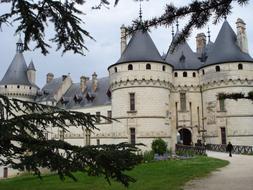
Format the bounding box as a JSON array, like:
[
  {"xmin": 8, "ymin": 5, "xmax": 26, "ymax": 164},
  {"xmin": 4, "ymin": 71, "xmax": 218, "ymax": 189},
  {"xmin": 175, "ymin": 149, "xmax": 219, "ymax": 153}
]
[
  {"xmin": 196, "ymin": 33, "xmax": 206, "ymax": 54},
  {"xmin": 92, "ymin": 72, "xmax": 98, "ymax": 92},
  {"xmin": 120, "ymin": 24, "xmax": 127, "ymax": 54},
  {"xmin": 46, "ymin": 73, "xmax": 54, "ymax": 84},
  {"xmin": 236, "ymin": 18, "xmax": 248, "ymax": 53},
  {"xmin": 80, "ymin": 76, "xmax": 89, "ymax": 93}
]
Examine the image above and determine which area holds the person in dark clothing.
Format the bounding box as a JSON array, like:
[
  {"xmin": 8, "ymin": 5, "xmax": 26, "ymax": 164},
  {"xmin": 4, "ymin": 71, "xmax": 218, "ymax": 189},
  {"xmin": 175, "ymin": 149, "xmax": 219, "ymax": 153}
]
[{"xmin": 226, "ymin": 142, "xmax": 233, "ymax": 157}]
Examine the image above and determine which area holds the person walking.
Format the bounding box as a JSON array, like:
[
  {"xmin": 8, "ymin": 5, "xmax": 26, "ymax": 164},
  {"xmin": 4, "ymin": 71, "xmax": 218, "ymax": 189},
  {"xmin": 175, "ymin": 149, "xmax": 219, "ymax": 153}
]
[{"xmin": 226, "ymin": 142, "xmax": 233, "ymax": 157}]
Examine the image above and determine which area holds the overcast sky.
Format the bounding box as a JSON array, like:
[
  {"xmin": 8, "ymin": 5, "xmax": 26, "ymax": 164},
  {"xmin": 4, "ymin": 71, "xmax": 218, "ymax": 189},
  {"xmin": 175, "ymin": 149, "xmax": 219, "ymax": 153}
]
[{"xmin": 0, "ymin": 0, "xmax": 253, "ymax": 88}]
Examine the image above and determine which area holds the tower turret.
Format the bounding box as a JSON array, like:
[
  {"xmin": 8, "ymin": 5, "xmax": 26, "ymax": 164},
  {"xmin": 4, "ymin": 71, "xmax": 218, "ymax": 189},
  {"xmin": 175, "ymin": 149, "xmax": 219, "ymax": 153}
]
[{"xmin": 27, "ymin": 60, "xmax": 36, "ymax": 84}]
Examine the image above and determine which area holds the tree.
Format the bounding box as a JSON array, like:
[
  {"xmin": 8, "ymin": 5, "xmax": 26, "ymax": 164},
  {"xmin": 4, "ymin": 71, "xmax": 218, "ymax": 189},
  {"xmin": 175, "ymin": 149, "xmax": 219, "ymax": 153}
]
[
  {"xmin": 0, "ymin": 0, "xmax": 250, "ymax": 55},
  {"xmin": 0, "ymin": 94, "xmax": 142, "ymax": 186}
]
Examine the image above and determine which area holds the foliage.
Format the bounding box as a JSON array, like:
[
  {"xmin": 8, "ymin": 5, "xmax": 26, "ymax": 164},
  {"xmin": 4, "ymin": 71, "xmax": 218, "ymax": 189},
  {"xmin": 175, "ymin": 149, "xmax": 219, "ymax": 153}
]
[
  {"xmin": 0, "ymin": 0, "xmax": 250, "ymax": 54},
  {"xmin": 151, "ymin": 138, "xmax": 167, "ymax": 155},
  {"xmin": 218, "ymin": 91, "xmax": 253, "ymax": 101},
  {"xmin": 0, "ymin": 157, "xmax": 228, "ymax": 190},
  {"xmin": 0, "ymin": 94, "xmax": 142, "ymax": 186},
  {"xmin": 142, "ymin": 150, "xmax": 154, "ymax": 163}
]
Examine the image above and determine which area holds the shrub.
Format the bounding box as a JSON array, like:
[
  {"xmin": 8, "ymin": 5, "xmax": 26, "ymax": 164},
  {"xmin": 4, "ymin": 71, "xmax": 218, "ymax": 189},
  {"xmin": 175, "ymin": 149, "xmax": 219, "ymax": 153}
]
[
  {"xmin": 151, "ymin": 138, "xmax": 167, "ymax": 155},
  {"xmin": 143, "ymin": 151, "xmax": 155, "ymax": 163}
]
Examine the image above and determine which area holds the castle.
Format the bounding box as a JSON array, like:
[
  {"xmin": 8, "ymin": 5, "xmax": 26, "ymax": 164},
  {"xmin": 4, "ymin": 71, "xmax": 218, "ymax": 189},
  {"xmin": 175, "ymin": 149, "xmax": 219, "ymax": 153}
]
[{"xmin": 0, "ymin": 17, "xmax": 253, "ymax": 171}]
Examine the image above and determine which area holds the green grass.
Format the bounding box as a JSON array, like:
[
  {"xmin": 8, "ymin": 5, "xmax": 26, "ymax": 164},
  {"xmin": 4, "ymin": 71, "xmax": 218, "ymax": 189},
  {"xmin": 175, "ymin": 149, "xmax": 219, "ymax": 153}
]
[{"xmin": 0, "ymin": 157, "xmax": 228, "ymax": 190}]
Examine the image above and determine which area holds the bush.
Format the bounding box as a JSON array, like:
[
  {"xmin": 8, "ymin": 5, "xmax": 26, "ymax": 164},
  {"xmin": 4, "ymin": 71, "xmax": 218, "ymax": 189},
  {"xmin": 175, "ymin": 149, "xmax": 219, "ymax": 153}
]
[
  {"xmin": 143, "ymin": 151, "xmax": 155, "ymax": 163},
  {"xmin": 151, "ymin": 138, "xmax": 167, "ymax": 155}
]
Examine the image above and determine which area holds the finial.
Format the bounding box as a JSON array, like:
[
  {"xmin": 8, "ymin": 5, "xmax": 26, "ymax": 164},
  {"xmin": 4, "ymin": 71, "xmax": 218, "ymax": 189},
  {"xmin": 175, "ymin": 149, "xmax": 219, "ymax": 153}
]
[
  {"xmin": 172, "ymin": 25, "xmax": 175, "ymax": 38},
  {"xmin": 176, "ymin": 19, "xmax": 179, "ymax": 32},
  {"xmin": 139, "ymin": 2, "xmax": 143, "ymax": 22},
  {"xmin": 207, "ymin": 26, "xmax": 211, "ymax": 42}
]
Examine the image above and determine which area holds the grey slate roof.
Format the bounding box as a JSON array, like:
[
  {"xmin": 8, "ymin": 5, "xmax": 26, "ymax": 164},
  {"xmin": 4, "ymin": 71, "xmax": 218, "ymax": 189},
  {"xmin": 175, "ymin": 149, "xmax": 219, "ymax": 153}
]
[
  {"xmin": 205, "ymin": 21, "xmax": 253, "ymax": 65},
  {"xmin": 0, "ymin": 53, "xmax": 35, "ymax": 86},
  {"xmin": 36, "ymin": 77, "xmax": 64, "ymax": 102},
  {"xmin": 28, "ymin": 60, "xmax": 36, "ymax": 71},
  {"xmin": 60, "ymin": 77, "xmax": 111, "ymax": 109},
  {"xmin": 114, "ymin": 30, "xmax": 166, "ymax": 66},
  {"xmin": 165, "ymin": 34, "xmax": 202, "ymax": 70}
]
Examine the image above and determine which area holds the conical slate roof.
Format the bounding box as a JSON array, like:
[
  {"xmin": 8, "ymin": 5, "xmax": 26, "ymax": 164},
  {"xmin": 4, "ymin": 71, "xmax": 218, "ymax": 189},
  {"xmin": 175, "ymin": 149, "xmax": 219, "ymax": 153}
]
[
  {"xmin": 0, "ymin": 53, "xmax": 33, "ymax": 86},
  {"xmin": 205, "ymin": 21, "xmax": 253, "ymax": 65},
  {"xmin": 28, "ymin": 60, "xmax": 36, "ymax": 71},
  {"xmin": 115, "ymin": 30, "xmax": 166, "ymax": 65},
  {"xmin": 165, "ymin": 34, "xmax": 202, "ymax": 70}
]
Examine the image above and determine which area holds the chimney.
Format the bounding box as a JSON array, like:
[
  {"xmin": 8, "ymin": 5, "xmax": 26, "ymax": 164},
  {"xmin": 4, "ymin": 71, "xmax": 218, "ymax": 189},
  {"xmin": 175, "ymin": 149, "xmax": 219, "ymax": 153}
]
[
  {"xmin": 46, "ymin": 73, "xmax": 54, "ymax": 84},
  {"xmin": 236, "ymin": 18, "xmax": 248, "ymax": 53},
  {"xmin": 196, "ymin": 33, "xmax": 206, "ymax": 54},
  {"xmin": 62, "ymin": 75, "xmax": 67, "ymax": 81},
  {"xmin": 120, "ymin": 25, "xmax": 127, "ymax": 54},
  {"xmin": 80, "ymin": 76, "xmax": 89, "ymax": 93},
  {"xmin": 92, "ymin": 72, "xmax": 98, "ymax": 92}
]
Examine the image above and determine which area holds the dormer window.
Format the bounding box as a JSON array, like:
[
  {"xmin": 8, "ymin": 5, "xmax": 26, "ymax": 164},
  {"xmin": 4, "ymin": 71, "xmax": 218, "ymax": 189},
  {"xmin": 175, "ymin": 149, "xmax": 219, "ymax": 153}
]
[
  {"xmin": 146, "ymin": 64, "xmax": 151, "ymax": 70},
  {"xmin": 215, "ymin": 66, "xmax": 220, "ymax": 72},
  {"xmin": 128, "ymin": 64, "xmax": 133, "ymax": 70},
  {"xmin": 183, "ymin": 72, "xmax": 187, "ymax": 77},
  {"xmin": 238, "ymin": 64, "xmax": 243, "ymax": 70}
]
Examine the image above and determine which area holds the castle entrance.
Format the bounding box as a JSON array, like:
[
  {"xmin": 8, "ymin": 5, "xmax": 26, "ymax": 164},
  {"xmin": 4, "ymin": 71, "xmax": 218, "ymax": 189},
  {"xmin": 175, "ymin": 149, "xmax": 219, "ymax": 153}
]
[{"xmin": 178, "ymin": 128, "xmax": 192, "ymax": 145}]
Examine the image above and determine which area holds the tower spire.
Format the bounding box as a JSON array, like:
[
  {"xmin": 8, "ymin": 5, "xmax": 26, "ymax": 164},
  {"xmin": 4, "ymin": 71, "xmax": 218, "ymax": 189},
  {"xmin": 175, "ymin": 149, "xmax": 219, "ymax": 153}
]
[
  {"xmin": 139, "ymin": 2, "xmax": 143, "ymax": 22},
  {"xmin": 176, "ymin": 19, "xmax": 179, "ymax": 32},
  {"xmin": 172, "ymin": 25, "xmax": 175, "ymax": 38},
  {"xmin": 207, "ymin": 26, "xmax": 211, "ymax": 42}
]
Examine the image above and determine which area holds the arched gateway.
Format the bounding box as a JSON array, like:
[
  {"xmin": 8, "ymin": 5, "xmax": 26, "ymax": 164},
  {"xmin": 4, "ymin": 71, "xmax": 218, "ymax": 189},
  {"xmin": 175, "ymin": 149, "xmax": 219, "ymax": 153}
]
[{"xmin": 178, "ymin": 128, "xmax": 192, "ymax": 145}]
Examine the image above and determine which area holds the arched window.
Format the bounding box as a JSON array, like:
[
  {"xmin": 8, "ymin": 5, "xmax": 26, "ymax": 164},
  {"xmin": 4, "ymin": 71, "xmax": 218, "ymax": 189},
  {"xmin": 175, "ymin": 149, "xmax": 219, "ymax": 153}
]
[
  {"xmin": 215, "ymin": 65, "xmax": 220, "ymax": 72},
  {"xmin": 238, "ymin": 64, "xmax": 243, "ymax": 70},
  {"xmin": 162, "ymin": 65, "xmax": 166, "ymax": 71},
  {"xmin": 174, "ymin": 72, "xmax": 178, "ymax": 77},
  {"xmin": 146, "ymin": 64, "xmax": 151, "ymax": 70},
  {"xmin": 114, "ymin": 67, "xmax": 118, "ymax": 73},
  {"xmin": 183, "ymin": 72, "xmax": 187, "ymax": 77},
  {"xmin": 192, "ymin": 72, "xmax": 196, "ymax": 77},
  {"xmin": 128, "ymin": 64, "xmax": 133, "ymax": 70},
  {"xmin": 202, "ymin": 69, "xmax": 205, "ymax": 75}
]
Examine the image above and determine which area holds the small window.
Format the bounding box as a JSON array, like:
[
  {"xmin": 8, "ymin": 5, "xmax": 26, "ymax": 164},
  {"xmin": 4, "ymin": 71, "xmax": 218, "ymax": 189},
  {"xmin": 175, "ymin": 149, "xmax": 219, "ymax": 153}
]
[
  {"xmin": 130, "ymin": 128, "xmax": 136, "ymax": 145},
  {"xmin": 183, "ymin": 72, "xmax": 187, "ymax": 77},
  {"xmin": 130, "ymin": 93, "xmax": 135, "ymax": 111},
  {"xmin": 202, "ymin": 69, "xmax": 205, "ymax": 75},
  {"xmin": 85, "ymin": 129, "xmax": 91, "ymax": 145},
  {"xmin": 4, "ymin": 85, "xmax": 7, "ymax": 88},
  {"xmin": 97, "ymin": 139, "xmax": 100, "ymax": 145},
  {"xmin": 96, "ymin": 112, "xmax": 101, "ymax": 123},
  {"xmin": 174, "ymin": 72, "xmax": 178, "ymax": 77},
  {"xmin": 59, "ymin": 130, "xmax": 64, "ymax": 140},
  {"xmin": 128, "ymin": 64, "xmax": 133, "ymax": 70},
  {"xmin": 17, "ymin": 85, "xmax": 20, "ymax": 89},
  {"xmin": 146, "ymin": 64, "xmax": 151, "ymax": 70},
  {"xmin": 215, "ymin": 65, "xmax": 220, "ymax": 72},
  {"xmin": 107, "ymin": 110, "xmax": 112, "ymax": 123},
  {"xmin": 219, "ymin": 99, "xmax": 225, "ymax": 111},
  {"xmin": 192, "ymin": 72, "xmax": 196, "ymax": 77},
  {"xmin": 29, "ymin": 86, "xmax": 32, "ymax": 89},
  {"xmin": 180, "ymin": 93, "xmax": 186, "ymax": 111},
  {"xmin": 238, "ymin": 64, "xmax": 243, "ymax": 70},
  {"xmin": 114, "ymin": 67, "xmax": 118, "ymax": 73},
  {"xmin": 162, "ymin": 65, "xmax": 166, "ymax": 71}
]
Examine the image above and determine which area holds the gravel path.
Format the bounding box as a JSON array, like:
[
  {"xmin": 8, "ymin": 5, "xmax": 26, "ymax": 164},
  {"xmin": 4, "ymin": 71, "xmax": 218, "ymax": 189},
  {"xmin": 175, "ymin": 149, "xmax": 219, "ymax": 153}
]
[{"xmin": 184, "ymin": 151, "xmax": 253, "ymax": 190}]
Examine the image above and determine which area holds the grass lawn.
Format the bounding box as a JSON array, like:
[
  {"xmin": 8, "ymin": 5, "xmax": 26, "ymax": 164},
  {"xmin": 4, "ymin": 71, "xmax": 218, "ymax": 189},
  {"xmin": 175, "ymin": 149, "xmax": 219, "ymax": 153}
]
[{"xmin": 0, "ymin": 156, "xmax": 228, "ymax": 190}]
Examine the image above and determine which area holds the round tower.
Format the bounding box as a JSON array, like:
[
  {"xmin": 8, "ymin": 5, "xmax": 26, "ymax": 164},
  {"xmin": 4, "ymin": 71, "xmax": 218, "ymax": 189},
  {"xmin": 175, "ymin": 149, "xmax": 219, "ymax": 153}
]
[
  {"xmin": 108, "ymin": 28, "xmax": 173, "ymax": 150},
  {"xmin": 199, "ymin": 20, "xmax": 253, "ymax": 146},
  {"xmin": 0, "ymin": 38, "xmax": 39, "ymax": 101}
]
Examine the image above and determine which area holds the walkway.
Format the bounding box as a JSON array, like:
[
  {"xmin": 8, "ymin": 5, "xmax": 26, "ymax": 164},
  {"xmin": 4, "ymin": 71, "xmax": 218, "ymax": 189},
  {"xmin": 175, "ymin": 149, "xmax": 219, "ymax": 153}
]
[{"xmin": 184, "ymin": 151, "xmax": 253, "ymax": 190}]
